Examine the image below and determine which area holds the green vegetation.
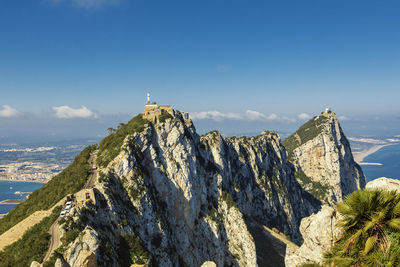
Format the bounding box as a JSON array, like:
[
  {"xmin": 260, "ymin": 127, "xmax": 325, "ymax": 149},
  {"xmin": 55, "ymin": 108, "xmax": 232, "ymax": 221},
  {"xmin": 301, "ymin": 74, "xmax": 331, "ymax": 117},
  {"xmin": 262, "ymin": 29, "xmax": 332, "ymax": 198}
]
[
  {"xmin": 221, "ymin": 191, "xmax": 237, "ymax": 209},
  {"xmin": 282, "ymin": 115, "xmax": 329, "ymax": 159},
  {"xmin": 0, "ymin": 206, "xmax": 61, "ymax": 267},
  {"xmin": 0, "ymin": 145, "xmax": 96, "ymax": 235},
  {"xmin": 158, "ymin": 112, "xmax": 173, "ymax": 123},
  {"xmin": 202, "ymin": 130, "xmax": 221, "ymax": 146},
  {"xmin": 295, "ymin": 170, "xmax": 329, "ymax": 202},
  {"xmin": 97, "ymin": 114, "xmax": 149, "ymax": 168},
  {"xmin": 324, "ymin": 189, "xmax": 400, "ymax": 266},
  {"xmin": 118, "ymin": 233, "xmax": 149, "ymax": 266}
]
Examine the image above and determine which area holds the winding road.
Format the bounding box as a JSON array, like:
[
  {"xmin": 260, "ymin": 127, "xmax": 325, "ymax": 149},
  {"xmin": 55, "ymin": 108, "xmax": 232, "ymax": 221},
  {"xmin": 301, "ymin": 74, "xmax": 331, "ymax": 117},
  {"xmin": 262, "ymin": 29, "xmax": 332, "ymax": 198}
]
[
  {"xmin": 43, "ymin": 219, "xmax": 61, "ymax": 262},
  {"xmin": 42, "ymin": 150, "xmax": 98, "ymax": 263}
]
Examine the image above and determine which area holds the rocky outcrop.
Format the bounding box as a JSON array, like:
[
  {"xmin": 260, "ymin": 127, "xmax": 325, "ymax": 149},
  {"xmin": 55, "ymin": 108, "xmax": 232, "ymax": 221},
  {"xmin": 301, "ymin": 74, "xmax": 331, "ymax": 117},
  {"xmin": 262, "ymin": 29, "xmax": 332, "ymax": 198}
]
[
  {"xmin": 64, "ymin": 228, "xmax": 99, "ymax": 267},
  {"xmin": 285, "ymin": 205, "xmax": 342, "ymax": 266},
  {"xmin": 30, "ymin": 261, "xmax": 42, "ymax": 267},
  {"xmin": 50, "ymin": 111, "xmax": 321, "ymax": 266},
  {"xmin": 50, "ymin": 110, "xmax": 363, "ymax": 267},
  {"xmin": 366, "ymin": 177, "xmax": 400, "ymax": 192},
  {"xmin": 283, "ymin": 111, "xmax": 366, "ymax": 205},
  {"xmin": 93, "ymin": 112, "xmax": 320, "ymax": 266},
  {"xmin": 201, "ymin": 261, "xmax": 217, "ymax": 267}
]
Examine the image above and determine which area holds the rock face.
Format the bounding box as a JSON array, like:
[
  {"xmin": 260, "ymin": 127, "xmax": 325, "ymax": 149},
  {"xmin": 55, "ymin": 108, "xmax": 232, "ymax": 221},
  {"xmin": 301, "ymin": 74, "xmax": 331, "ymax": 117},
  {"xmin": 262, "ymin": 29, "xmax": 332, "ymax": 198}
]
[
  {"xmin": 366, "ymin": 177, "xmax": 400, "ymax": 192},
  {"xmin": 64, "ymin": 228, "xmax": 99, "ymax": 267},
  {"xmin": 285, "ymin": 205, "xmax": 342, "ymax": 266},
  {"xmin": 283, "ymin": 111, "xmax": 366, "ymax": 204},
  {"xmin": 48, "ymin": 110, "xmax": 363, "ymax": 267}
]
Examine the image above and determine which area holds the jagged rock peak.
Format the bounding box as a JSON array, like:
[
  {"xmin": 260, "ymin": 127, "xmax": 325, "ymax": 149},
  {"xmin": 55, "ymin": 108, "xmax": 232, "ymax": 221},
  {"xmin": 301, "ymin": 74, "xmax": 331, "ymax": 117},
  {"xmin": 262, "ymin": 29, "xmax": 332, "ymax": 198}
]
[
  {"xmin": 283, "ymin": 109, "xmax": 366, "ymax": 205},
  {"xmin": 79, "ymin": 110, "xmax": 319, "ymax": 266},
  {"xmin": 27, "ymin": 109, "xmax": 362, "ymax": 267}
]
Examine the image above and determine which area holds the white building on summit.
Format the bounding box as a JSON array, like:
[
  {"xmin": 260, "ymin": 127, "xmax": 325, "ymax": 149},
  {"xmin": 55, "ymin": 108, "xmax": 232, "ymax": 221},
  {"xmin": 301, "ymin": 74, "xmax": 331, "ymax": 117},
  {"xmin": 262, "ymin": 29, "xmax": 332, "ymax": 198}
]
[{"xmin": 143, "ymin": 92, "xmax": 174, "ymax": 121}]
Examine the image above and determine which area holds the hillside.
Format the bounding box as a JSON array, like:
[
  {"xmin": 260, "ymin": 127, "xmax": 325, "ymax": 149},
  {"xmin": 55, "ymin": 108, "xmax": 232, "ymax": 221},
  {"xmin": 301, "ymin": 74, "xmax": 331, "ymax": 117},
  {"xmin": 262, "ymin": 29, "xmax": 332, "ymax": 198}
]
[{"xmin": 0, "ymin": 109, "xmax": 365, "ymax": 267}]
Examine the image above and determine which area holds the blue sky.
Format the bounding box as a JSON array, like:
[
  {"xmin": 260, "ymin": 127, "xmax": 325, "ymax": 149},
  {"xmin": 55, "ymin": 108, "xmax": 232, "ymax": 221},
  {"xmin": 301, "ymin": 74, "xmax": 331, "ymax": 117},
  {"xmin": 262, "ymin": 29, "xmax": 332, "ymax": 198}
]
[{"xmin": 1, "ymin": 0, "xmax": 400, "ymax": 141}]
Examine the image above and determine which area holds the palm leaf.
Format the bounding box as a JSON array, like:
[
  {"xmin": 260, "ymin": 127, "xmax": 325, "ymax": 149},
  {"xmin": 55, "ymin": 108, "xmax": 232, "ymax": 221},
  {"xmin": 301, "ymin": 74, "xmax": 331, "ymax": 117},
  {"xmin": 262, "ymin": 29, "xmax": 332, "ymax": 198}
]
[
  {"xmin": 388, "ymin": 218, "xmax": 400, "ymax": 230},
  {"xmin": 364, "ymin": 236, "xmax": 377, "ymax": 255},
  {"xmin": 392, "ymin": 200, "xmax": 400, "ymax": 216}
]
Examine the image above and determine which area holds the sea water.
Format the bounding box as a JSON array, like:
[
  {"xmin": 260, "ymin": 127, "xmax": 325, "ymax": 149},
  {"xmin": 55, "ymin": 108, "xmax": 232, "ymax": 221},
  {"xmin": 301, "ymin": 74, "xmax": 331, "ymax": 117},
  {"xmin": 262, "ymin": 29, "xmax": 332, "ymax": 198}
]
[
  {"xmin": 0, "ymin": 180, "xmax": 43, "ymax": 214},
  {"xmin": 361, "ymin": 144, "xmax": 400, "ymax": 182}
]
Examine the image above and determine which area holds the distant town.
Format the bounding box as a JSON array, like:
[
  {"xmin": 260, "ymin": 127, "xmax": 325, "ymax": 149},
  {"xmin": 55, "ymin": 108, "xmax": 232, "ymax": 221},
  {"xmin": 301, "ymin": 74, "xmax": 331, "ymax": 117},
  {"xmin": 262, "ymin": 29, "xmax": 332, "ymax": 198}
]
[
  {"xmin": 0, "ymin": 141, "xmax": 97, "ymax": 183},
  {"xmin": 0, "ymin": 161, "xmax": 61, "ymax": 183}
]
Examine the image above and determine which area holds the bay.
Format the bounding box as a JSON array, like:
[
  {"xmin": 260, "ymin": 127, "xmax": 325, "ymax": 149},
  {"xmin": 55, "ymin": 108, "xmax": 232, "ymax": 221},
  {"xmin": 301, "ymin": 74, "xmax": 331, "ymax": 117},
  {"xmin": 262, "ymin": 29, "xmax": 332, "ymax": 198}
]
[
  {"xmin": 361, "ymin": 144, "xmax": 400, "ymax": 182},
  {"xmin": 0, "ymin": 180, "xmax": 43, "ymax": 214}
]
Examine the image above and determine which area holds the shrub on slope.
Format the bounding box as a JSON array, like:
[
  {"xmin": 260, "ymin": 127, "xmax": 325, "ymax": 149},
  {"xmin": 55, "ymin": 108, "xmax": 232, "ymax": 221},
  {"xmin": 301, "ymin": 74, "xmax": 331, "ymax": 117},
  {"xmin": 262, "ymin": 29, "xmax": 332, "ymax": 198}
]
[
  {"xmin": 97, "ymin": 114, "xmax": 148, "ymax": 168},
  {"xmin": 325, "ymin": 189, "xmax": 400, "ymax": 267}
]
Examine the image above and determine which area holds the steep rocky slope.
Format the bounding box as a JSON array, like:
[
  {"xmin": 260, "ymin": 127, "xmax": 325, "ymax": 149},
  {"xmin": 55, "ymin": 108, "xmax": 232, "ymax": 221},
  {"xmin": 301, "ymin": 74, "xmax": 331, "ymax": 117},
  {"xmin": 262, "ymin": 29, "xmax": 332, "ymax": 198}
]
[
  {"xmin": 0, "ymin": 108, "xmax": 366, "ymax": 267},
  {"xmin": 283, "ymin": 111, "xmax": 367, "ymax": 266},
  {"xmin": 283, "ymin": 110, "xmax": 366, "ymax": 205},
  {"xmin": 43, "ymin": 111, "xmax": 322, "ymax": 267}
]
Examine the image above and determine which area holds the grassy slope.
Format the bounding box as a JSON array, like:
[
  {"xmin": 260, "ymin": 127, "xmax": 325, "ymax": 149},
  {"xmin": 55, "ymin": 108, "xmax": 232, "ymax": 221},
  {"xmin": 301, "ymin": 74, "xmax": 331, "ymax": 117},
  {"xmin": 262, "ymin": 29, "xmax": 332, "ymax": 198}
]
[
  {"xmin": 97, "ymin": 114, "xmax": 149, "ymax": 168},
  {"xmin": 0, "ymin": 144, "xmax": 96, "ymax": 235},
  {"xmin": 0, "ymin": 206, "xmax": 62, "ymax": 267}
]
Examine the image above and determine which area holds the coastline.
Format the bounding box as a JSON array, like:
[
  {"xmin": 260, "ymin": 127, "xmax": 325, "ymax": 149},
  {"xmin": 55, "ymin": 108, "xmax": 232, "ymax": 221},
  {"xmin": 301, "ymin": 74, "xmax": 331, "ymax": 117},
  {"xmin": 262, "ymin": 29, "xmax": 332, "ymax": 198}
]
[
  {"xmin": 0, "ymin": 199, "xmax": 25, "ymax": 205},
  {"xmin": 353, "ymin": 144, "xmax": 389, "ymax": 163},
  {"xmin": 0, "ymin": 178, "xmax": 47, "ymax": 184}
]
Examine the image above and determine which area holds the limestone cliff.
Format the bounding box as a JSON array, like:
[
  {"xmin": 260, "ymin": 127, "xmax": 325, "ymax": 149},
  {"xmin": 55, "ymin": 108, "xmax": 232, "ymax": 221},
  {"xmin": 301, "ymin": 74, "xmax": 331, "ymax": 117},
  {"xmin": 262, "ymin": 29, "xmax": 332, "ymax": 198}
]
[
  {"xmin": 49, "ymin": 111, "xmax": 323, "ymax": 267},
  {"xmin": 29, "ymin": 109, "xmax": 364, "ymax": 267},
  {"xmin": 283, "ymin": 111, "xmax": 366, "ymax": 266},
  {"xmin": 283, "ymin": 110, "xmax": 366, "ymax": 204},
  {"xmin": 284, "ymin": 205, "xmax": 342, "ymax": 266}
]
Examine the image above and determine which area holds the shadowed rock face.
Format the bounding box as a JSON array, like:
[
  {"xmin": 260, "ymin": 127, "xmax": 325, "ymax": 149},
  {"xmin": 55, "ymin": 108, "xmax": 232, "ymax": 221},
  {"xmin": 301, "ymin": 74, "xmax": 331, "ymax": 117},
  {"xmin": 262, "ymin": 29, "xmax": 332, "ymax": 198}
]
[
  {"xmin": 47, "ymin": 111, "xmax": 363, "ymax": 267},
  {"xmin": 284, "ymin": 111, "xmax": 366, "ymax": 205}
]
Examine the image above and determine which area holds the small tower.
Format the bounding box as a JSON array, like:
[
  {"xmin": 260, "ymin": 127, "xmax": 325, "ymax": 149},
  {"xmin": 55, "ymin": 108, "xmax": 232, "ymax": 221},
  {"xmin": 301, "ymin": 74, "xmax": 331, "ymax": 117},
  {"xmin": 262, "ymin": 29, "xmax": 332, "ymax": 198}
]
[
  {"xmin": 325, "ymin": 107, "xmax": 332, "ymax": 113},
  {"xmin": 146, "ymin": 92, "xmax": 150, "ymax": 104}
]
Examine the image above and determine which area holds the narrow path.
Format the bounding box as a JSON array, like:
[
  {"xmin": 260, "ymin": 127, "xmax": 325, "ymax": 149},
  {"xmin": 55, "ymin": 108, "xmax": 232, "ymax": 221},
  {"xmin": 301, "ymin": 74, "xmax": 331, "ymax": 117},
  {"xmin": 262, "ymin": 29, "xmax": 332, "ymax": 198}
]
[
  {"xmin": 85, "ymin": 150, "xmax": 98, "ymax": 189},
  {"xmin": 43, "ymin": 218, "xmax": 61, "ymax": 262},
  {"xmin": 42, "ymin": 151, "xmax": 98, "ymax": 262}
]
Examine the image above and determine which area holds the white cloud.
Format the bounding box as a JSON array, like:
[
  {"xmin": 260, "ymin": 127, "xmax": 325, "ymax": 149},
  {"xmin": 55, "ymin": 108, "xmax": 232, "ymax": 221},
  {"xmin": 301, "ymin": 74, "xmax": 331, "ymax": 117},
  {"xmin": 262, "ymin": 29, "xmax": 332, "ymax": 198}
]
[
  {"xmin": 298, "ymin": 113, "xmax": 311, "ymax": 120},
  {"xmin": 190, "ymin": 110, "xmax": 296, "ymax": 123},
  {"xmin": 245, "ymin": 110, "xmax": 278, "ymax": 121},
  {"xmin": 52, "ymin": 106, "xmax": 97, "ymax": 119},
  {"xmin": 47, "ymin": 0, "xmax": 120, "ymax": 9},
  {"xmin": 190, "ymin": 111, "xmax": 242, "ymax": 121},
  {"xmin": 0, "ymin": 105, "xmax": 19, "ymax": 118},
  {"xmin": 338, "ymin": 115, "xmax": 349, "ymax": 121},
  {"xmin": 280, "ymin": 116, "xmax": 296, "ymax": 123}
]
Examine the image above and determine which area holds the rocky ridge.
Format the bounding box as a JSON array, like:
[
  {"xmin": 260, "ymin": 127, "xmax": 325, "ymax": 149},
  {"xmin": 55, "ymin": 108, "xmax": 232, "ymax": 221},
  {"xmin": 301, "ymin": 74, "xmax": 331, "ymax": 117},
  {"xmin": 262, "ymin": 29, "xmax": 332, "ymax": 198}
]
[
  {"xmin": 283, "ymin": 111, "xmax": 366, "ymax": 266},
  {"xmin": 25, "ymin": 109, "xmax": 365, "ymax": 267},
  {"xmin": 283, "ymin": 110, "xmax": 366, "ymax": 205}
]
